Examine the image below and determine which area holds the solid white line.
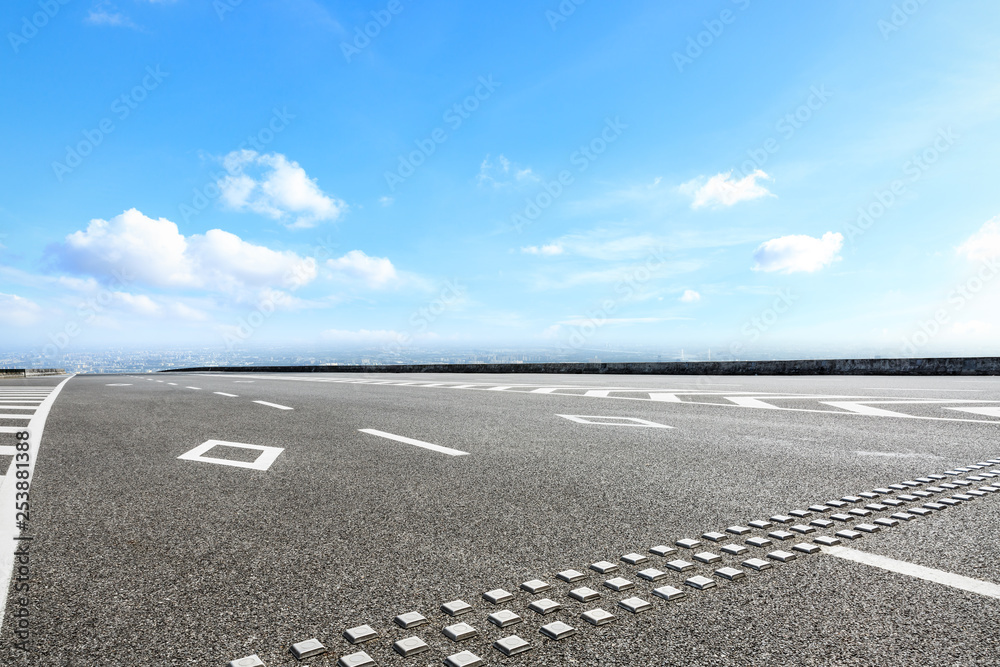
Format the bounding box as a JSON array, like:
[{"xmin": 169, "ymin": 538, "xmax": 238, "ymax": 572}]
[
  {"xmin": 820, "ymin": 545, "xmax": 1000, "ymax": 600},
  {"xmin": 946, "ymin": 406, "xmax": 1000, "ymax": 418},
  {"xmin": 0, "ymin": 447, "xmax": 16, "ymax": 456},
  {"xmin": 253, "ymin": 400, "xmax": 293, "ymax": 410},
  {"xmin": 358, "ymin": 429, "xmax": 469, "ymax": 457},
  {"xmin": 214, "ymin": 392, "xmax": 238, "ymax": 397},
  {"xmin": 0, "ymin": 373, "xmax": 75, "ymax": 628},
  {"xmin": 0, "ymin": 407, "xmax": 36, "ymax": 410},
  {"xmin": 0, "ymin": 415, "xmax": 31, "ymax": 420}
]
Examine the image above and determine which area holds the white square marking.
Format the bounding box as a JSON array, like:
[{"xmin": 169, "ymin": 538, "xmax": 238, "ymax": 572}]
[
  {"xmin": 177, "ymin": 440, "xmax": 284, "ymax": 471},
  {"xmin": 557, "ymin": 415, "xmax": 673, "ymax": 428}
]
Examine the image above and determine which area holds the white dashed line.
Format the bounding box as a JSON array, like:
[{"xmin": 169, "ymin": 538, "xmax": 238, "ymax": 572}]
[
  {"xmin": 186, "ymin": 387, "xmax": 202, "ymax": 390},
  {"xmin": 358, "ymin": 429, "xmax": 469, "ymax": 457},
  {"xmin": 253, "ymin": 400, "xmax": 293, "ymax": 410},
  {"xmin": 214, "ymin": 392, "xmax": 239, "ymax": 397},
  {"xmin": 820, "ymin": 545, "xmax": 1000, "ymax": 600}
]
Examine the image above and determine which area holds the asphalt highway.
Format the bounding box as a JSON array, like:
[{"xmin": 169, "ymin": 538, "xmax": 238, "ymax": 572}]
[{"xmin": 1, "ymin": 372, "xmax": 999, "ymax": 666}]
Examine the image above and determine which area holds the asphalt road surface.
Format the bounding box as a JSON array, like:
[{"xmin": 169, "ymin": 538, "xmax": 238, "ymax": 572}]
[{"xmin": 1, "ymin": 372, "xmax": 1000, "ymax": 666}]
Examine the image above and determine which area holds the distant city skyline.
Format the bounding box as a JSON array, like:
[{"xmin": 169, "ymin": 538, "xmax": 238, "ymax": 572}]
[{"xmin": 3, "ymin": 1, "xmax": 1000, "ymax": 363}]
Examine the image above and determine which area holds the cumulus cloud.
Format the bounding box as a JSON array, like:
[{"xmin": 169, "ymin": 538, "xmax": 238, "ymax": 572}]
[
  {"xmin": 218, "ymin": 151, "xmax": 346, "ymax": 229},
  {"xmin": 956, "ymin": 216, "xmax": 1000, "ymax": 261},
  {"xmin": 680, "ymin": 289, "xmax": 701, "ymax": 303},
  {"xmin": 521, "ymin": 244, "xmax": 564, "ymax": 256},
  {"xmin": 52, "ymin": 208, "xmax": 317, "ymax": 293},
  {"xmin": 0, "ymin": 293, "xmax": 42, "ymax": 326},
  {"xmin": 752, "ymin": 232, "xmax": 843, "ymax": 274},
  {"xmin": 681, "ymin": 170, "xmax": 774, "ymax": 209},
  {"xmin": 326, "ymin": 250, "xmax": 398, "ymax": 288}
]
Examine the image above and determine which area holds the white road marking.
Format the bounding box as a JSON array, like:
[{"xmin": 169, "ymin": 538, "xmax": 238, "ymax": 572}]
[
  {"xmin": 820, "ymin": 545, "xmax": 1000, "ymax": 600},
  {"xmin": 557, "ymin": 414, "xmax": 673, "ymax": 428},
  {"xmin": 647, "ymin": 392, "xmax": 681, "ymax": 402},
  {"xmin": 0, "ymin": 400, "xmax": 44, "ymax": 403},
  {"xmin": 822, "ymin": 399, "xmax": 991, "ymax": 419},
  {"xmin": 105, "ymin": 383, "xmax": 132, "ymax": 386},
  {"xmin": 233, "ymin": 381, "xmax": 255, "ymax": 383},
  {"xmin": 167, "ymin": 382, "xmax": 178, "ymax": 386},
  {"xmin": 0, "ymin": 415, "xmax": 31, "ymax": 420},
  {"xmin": 0, "ymin": 373, "xmax": 75, "ymax": 628},
  {"xmin": 0, "ymin": 407, "xmax": 37, "ymax": 411},
  {"xmin": 253, "ymin": 400, "xmax": 293, "ymax": 410},
  {"xmin": 585, "ymin": 390, "xmax": 611, "ymax": 398},
  {"xmin": 945, "ymin": 406, "xmax": 1000, "ymax": 418},
  {"xmin": 177, "ymin": 440, "xmax": 285, "ymax": 471},
  {"xmin": 531, "ymin": 387, "xmax": 560, "ymax": 394},
  {"xmin": 0, "ymin": 447, "xmax": 16, "ymax": 456},
  {"xmin": 358, "ymin": 429, "xmax": 469, "ymax": 457},
  {"xmin": 214, "ymin": 392, "xmax": 239, "ymax": 397},
  {"xmin": 186, "ymin": 387, "xmax": 202, "ymax": 390},
  {"xmin": 212, "ymin": 375, "xmax": 1000, "ymax": 424}
]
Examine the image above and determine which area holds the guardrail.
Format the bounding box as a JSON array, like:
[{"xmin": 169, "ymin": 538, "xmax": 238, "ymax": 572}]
[{"xmin": 159, "ymin": 357, "xmax": 1000, "ymax": 376}]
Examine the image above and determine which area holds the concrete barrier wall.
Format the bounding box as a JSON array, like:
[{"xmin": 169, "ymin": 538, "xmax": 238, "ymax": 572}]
[
  {"xmin": 162, "ymin": 357, "xmax": 1000, "ymax": 376},
  {"xmin": 0, "ymin": 369, "xmax": 65, "ymax": 378}
]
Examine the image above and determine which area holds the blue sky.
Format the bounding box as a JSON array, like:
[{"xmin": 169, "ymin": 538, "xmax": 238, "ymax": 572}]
[{"xmin": 3, "ymin": 0, "xmax": 1000, "ymax": 361}]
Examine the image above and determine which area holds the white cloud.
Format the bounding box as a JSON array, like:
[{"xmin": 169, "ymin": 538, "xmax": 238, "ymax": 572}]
[
  {"xmin": 53, "ymin": 208, "xmax": 317, "ymax": 293},
  {"xmin": 478, "ymin": 154, "xmax": 539, "ymax": 187},
  {"xmin": 326, "ymin": 250, "xmax": 398, "ymax": 288},
  {"xmin": 218, "ymin": 151, "xmax": 346, "ymax": 229},
  {"xmin": 0, "ymin": 293, "xmax": 41, "ymax": 326},
  {"xmin": 752, "ymin": 232, "xmax": 844, "ymax": 274},
  {"xmin": 681, "ymin": 170, "xmax": 774, "ymax": 209},
  {"xmin": 379, "ymin": 196, "xmax": 394, "ymax": 207},
  {"xmin": 111, "ymin": 291, "xmax": 160, "ymax": 316},
  {"xmin": 85, "ymin": 2, "xmax": 139, "ymax": 28},
  {"xmin": 956, "ymin": 216, "xmax": 1000, "ymax": 261},
  {"xmin": 680, "ymin": 289, "xmax": 701, "ymax": 303},
  {"xmin": 521, "ymin": 244, "xmax": 564, "ymax": 256}
]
